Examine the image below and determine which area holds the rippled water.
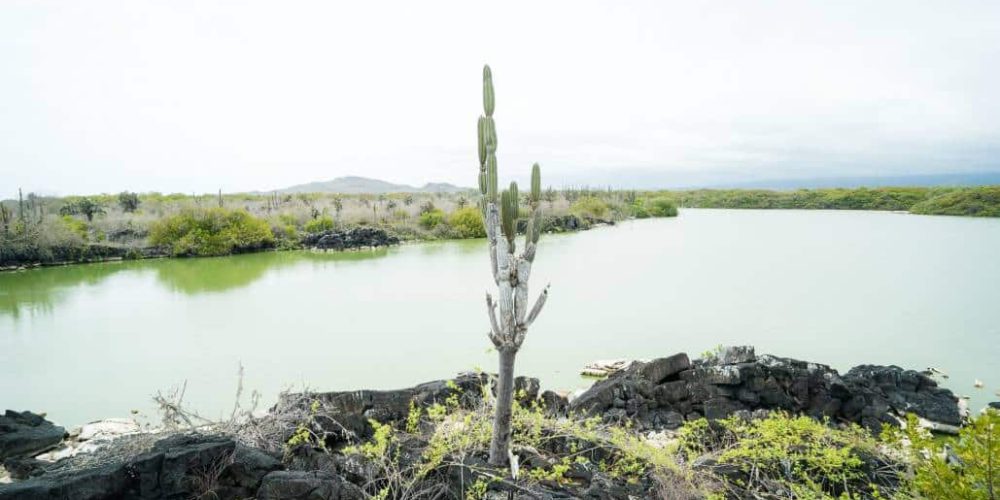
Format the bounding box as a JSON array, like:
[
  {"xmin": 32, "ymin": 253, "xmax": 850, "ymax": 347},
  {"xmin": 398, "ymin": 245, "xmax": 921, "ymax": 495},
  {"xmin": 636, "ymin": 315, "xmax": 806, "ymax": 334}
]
[{"xmin": 2, "ymin": 209, "xmax": 999, "ymax": 427}]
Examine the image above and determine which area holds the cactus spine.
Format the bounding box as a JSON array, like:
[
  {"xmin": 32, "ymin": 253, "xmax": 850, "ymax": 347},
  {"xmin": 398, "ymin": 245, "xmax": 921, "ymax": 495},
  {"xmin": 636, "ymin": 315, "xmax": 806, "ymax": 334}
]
[{"xmin": 478, "ymin": 65, "xmax": 550, "ymax": 467}]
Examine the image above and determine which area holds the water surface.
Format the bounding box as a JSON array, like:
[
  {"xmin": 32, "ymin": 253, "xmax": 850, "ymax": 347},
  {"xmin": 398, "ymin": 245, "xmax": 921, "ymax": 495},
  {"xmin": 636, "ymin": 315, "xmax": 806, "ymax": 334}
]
[{"xmin": 2, "ymin": 210, "xmax": 998, "ymax": 427}]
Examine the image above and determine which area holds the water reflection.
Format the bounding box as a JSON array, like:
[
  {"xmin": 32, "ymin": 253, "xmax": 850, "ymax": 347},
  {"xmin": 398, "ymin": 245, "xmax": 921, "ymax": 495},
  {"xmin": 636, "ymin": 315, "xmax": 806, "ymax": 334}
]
[
  {"xmin": 0, "ymin": 263, "xmax": 132, "ymax": 319},
  {"xmin": 0, "ymin": 248, "xmax": 394, "ymax": 319}
]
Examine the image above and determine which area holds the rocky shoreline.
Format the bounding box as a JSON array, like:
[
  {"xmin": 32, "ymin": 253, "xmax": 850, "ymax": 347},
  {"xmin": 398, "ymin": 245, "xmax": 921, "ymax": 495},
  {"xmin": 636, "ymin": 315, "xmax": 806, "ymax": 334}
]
[
  {"xmin": 0, "ymin": 347, "xmax": 985, "ymax": 499},
  {"xmin": 0, "ymin": 227, "xmax": 403, "ymax": 272},
  {"xmin": 0, "ymin": 215, "xmax": 611, "ymax": 272}
]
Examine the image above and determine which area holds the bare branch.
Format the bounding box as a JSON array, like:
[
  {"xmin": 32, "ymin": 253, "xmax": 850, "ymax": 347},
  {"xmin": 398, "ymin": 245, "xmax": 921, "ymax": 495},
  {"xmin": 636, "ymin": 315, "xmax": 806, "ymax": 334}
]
[
  {"xmin": 230, "ymin": 362, "xmax": 244, "ymax": 422},
  {"xmin": 153, "ymin": 380, "xmax": 213, "ymax": 431}
]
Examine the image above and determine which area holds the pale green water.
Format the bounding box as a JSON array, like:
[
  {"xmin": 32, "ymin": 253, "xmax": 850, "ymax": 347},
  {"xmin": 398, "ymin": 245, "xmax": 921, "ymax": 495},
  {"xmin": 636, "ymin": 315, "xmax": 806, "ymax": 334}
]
[{"xmin": 2, "ymin": 209, "xmax": 999, "ymax": 427}]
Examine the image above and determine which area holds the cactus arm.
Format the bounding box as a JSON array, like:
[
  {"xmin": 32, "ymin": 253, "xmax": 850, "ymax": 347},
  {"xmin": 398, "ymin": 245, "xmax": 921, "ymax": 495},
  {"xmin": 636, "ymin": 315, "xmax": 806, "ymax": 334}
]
[
  {"xmin": 485, "ymin": 203, "xmax": 500, "ymax": 284},
  {"xmin": 483, "ymin": 65, "xmax": 495, "ymax": 117},
  {"xmin": 496, "ymin": 231, "xmax": 514, "ymax": 337},
  {"xmin": 513, "ymin": 256, "xmax": 531, "ymax": 325},
  {"xmin": 524, "ymin": 285, "xmax": 550, "ymax": 330},
  {"xmin": 522, "ymin": 211, "xmax": 541, "ymax": 259},
  {"xmin": 486, "ymin": 293, "xmax": 502, "ymax": 347},
  {"xmin": 478, "ymin": 117, "xmax": 488, "ymax": 174},
  {"xmin": 530, "ymin": 163, "xmax": 541, "ymax": 203}
]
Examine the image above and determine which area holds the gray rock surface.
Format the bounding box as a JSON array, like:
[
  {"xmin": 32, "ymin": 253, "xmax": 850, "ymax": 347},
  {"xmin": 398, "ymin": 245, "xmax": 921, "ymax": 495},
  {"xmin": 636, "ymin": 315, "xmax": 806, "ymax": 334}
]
[
  {"xmin": 0, "ymin": 433, "xmax": 279, "ymax": 500},
  {"xmin": 568, "ymin": 346, "xmax": 961, "ymax": 432},
  {"xmin": 301, "ymin": 228, "xmax": 399, "ymax": 250},
  {"xmin": 257, "ymin": 471, "xmax": 364, "ymax": 500},
  {"xmin": 0, "ymin": 411, "xmax": 65, "ymax": 461}
]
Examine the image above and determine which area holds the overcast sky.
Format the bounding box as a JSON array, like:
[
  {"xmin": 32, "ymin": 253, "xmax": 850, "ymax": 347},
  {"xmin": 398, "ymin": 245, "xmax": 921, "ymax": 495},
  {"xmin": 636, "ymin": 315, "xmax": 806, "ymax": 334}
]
[{"xmin": 2, "ymin": 1, "xmax": 999, "ymax": 195}]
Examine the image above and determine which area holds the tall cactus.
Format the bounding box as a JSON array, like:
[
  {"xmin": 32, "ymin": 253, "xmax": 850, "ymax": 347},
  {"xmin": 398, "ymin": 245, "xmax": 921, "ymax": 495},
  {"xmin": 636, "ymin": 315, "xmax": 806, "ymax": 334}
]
[{"xmin": 477, "ymin": 65, "xmax": 549, "ymax": 466}]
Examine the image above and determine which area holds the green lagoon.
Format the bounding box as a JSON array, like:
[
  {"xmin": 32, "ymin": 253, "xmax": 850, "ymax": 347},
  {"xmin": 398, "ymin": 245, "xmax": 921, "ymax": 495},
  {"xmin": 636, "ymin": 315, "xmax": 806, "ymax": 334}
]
[{"xmin": 2, "ymin": 209, "xmax": 998, "ymax": 427}]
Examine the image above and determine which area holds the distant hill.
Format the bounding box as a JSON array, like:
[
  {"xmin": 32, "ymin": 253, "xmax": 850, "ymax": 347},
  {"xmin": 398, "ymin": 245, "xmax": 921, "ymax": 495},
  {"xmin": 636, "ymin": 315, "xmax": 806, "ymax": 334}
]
[{"xmin": 271, "ymin": 176, "xmax": 470, "ymax": 194}]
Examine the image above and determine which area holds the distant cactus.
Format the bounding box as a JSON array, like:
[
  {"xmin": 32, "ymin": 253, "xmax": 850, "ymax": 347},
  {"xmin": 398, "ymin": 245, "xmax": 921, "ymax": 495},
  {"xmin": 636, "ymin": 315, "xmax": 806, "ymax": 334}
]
[
  {"xmin": 476, "ymin": 65, "xmax": 549, "ymax": 466},
  {"xmin": 118, "ymin": 191, "xmax": 141, "ymax": 212},
  {"xmin": 530, "ymin": 163, "xmax": 541, "ymax": 202},
  {"xmin": 18, "ymin": 188, "xmax": 25, "ymax": 225}
]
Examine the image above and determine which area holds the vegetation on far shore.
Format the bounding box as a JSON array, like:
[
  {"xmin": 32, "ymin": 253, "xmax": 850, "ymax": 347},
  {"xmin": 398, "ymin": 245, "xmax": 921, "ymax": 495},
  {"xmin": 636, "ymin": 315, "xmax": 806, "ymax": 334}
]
[
  {"xmin": 0, "ymin": 188, "xmax": 675, "ymax": 267},
  {"xmin": 676, "ymin": 185, "xmax": 1000, "ymax": 215},
  {"xmin": 2, "ymin": 185, "xmax": 998, "ymax": 268}
]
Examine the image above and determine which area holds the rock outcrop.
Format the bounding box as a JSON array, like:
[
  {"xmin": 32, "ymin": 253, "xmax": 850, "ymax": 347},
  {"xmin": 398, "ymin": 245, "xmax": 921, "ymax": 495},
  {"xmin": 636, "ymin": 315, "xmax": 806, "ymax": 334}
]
[
  {"xmin": 0, "ymin": 347, "xmax": 968, "ymax": 499},
  {"xmin": 301, "ymin": 228, "xmax": 399, "ymax": 251},
  {"xmin": 568, "ymin": 346, "xmax": 961, "ymax": 432},
  {"xmin": 276, "ymin": 372, "xmax": 539, "ymax": 446},
  {"xmin": 0, "ymin": 434, "xmax": 281, "ymax": 500},
  {"xmin": 0, "ymin": 411, "xmax": 66, "ymax": 462},
  {"xmin": 256, "ymin": 470, "xmax": 364, "ymax": 500}
]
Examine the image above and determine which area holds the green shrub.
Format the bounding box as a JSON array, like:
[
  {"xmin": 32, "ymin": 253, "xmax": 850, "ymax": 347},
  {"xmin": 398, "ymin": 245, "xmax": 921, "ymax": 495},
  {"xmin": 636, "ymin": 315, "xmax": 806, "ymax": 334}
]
[
  {"xmin": 884, "ymin": 410, "xmax": 1000, "ymax": 499},
  {"xmin": 679, "ymin": 413, "xmax": 888, "ymax": 498},
  {"xmin": 571, "ymin": 197, "xmax": 610, "ymax": 219},
  {"xmin": 149, "ymin": 208, "xmax": 274, "ymax": 257},
  {"xmin": 910, "ymin": 186, "xmax": 1000, "ymax": 217},
  {"xmin": 1, "ymin": 217, "xmax": 88, "ymax": 265},
  {"xmin": 273, "ymin": 224, "xmax": 301, "ymax": 250},
  {"xmin": 419, "ymin": 209, "xmax": 447, "ymax": 229},
  {"xmin": 60, "ymin": 216, "xmax": 89, "ymax": 240},
  {"xmin": 277, "ymin": 213, "xmax": 299, "ymax": 226},
  {"xmin": 646, "ymin": 196, "xmax": 678, "ymax": 217},
  {"xmin": 672, "ymin": 187, "xmax": 935, "ymax": 211},
  {"xmin": 448, "ymin": 207, "xmax": 486, "ymax": 238},
  {"xmin": 430, "ymin": 222, "xmax": 459, "ymax": 239},
  {"xmin": 629, "ymin": 200, "xmax": 651, "ymax": 219},
  {"xmin": 304, "ymin": 216, "xmax": 335, "ymax": 234}
]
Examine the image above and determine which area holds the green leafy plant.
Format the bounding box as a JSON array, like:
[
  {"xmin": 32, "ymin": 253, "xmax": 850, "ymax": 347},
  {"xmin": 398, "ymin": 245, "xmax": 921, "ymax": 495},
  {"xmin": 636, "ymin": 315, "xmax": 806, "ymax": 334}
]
[
  {"xmin": 570, "ymin": 196, "xmax": 610, "ymax": 219},
  {"xmin": 59, "ymin": 215, "xmax": 89, "ymax": 240},
  {"xmin": 645, "ymin": 196, "xmax": 678, "ymax": 217},
  {"xmin": 344, "ymin": 419, "xmax": 394, "ymax": 461},
  {"xmin": 149, "ymin": 207, "xmax": 274, "ymax": 256},
  {"xmin": 304, "ymin": 215, "xmax": 335, "ymax": 233},
  {"xmin": 418, "ymin": 209, "xmax": 447, "ymax": 230},
  {"xmin": 679, "ymin": 413, "xmax": 889, "ymax": 498},
  {"xmin": 465, "ymin": 478, "xmax": 490, "ymax": 500},
  {"xmin": 448, "ymin": 207, "xmax": 486, "ymax": 238},
  {"xmin": 285, "ymin": 399, "xmax": 328, "ymax": 457},
  {"xmin": 884, "ymin": 410, "xmax": 1000, "ymax": 499}
]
